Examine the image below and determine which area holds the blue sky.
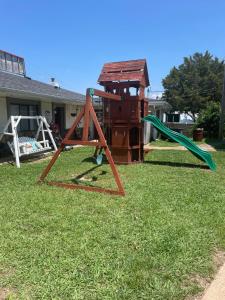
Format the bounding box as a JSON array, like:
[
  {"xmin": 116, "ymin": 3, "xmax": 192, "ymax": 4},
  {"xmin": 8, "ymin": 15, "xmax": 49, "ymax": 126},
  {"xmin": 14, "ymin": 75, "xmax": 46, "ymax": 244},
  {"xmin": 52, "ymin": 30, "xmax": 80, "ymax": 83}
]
[{"xmin": 1, "ymin": 0, "xmax": 225, "ymax": 95}]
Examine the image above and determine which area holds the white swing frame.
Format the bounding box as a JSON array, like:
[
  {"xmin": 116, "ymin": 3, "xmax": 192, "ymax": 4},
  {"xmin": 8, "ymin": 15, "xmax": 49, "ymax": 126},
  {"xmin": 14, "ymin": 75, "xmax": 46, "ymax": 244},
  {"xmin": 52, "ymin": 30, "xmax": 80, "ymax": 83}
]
[{"xmin": 0, "ymin": 116, "xmax": 57, "ymax": 168}]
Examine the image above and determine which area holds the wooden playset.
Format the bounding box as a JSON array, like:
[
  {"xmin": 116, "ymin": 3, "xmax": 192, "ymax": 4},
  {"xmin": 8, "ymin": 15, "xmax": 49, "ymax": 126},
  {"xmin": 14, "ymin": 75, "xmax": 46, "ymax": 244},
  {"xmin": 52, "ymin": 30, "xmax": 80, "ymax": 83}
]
[
  {"xmin": 39, "ymin": 58, "xmax": 216, "ymax": 196},
  {"xmin": 39, "ymin": 59, "xmax": 149, "ymax": 196},
  {"xmin": 99, "ymin": 59, "xmax": 149, "ymax": 164}
]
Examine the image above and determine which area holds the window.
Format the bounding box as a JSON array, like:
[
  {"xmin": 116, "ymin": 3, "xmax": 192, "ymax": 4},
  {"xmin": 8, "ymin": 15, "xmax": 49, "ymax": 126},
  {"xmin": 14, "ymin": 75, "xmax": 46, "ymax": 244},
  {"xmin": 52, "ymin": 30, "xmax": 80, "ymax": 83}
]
[
  {"xmin": 12, "ymin": 55, "xmax": 19, "ymax": 73},
  {"xmin": 20, "ymin": 105, "xmax": 29, "ymax": 131},
  {"xmin": 0, "ymin": 50, "xmax": 25, "ymax": 75},
  {"xmin": 9, "ymin": 103, "xmax": 39, "ymax": 131},
  {"xmin": 10, "ymin": 104, "xmax": 20, "ymax": 115},
  {"xmin": 18, "ymin": 58, "xmax": 25, "ymax": 74},
  {"xmin": 0, "ymin": 52, "xmax": 6, "ymax": 70},
  {"xmin": 166, "ymin": 113, "xmax": 180, "ymax": 123},
  {"xmin": 5, "ymin": 53, "xmax": 13, "ymax": 73},
  {"xmin": 29, "ymin": 105, "xmax": 38, "ymax": 130}
]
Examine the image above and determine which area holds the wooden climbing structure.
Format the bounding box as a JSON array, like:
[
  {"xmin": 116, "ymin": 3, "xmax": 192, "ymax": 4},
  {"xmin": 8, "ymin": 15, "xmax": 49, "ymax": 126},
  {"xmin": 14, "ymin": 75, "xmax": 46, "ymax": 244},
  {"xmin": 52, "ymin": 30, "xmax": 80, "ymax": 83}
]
[{"xmin": 98, "ymin": 59, "xmax": 149, "ymax": 164}]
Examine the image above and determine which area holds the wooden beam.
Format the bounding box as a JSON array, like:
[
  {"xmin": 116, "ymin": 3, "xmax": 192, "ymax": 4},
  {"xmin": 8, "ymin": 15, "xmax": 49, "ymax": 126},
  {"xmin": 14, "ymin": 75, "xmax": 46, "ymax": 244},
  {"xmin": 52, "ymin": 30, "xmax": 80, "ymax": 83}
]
[
  {"xmin": 98, "ymin": 72, "xmax": 144, "ymax": 84},
  {"xmin": 64, "ymin": 107, "xmax": 85, "ymax": 140},
  {"xmin": 99, "ymin": 81, "xmax": 140, "ymax": 89},
  {"xmin": 39, "ymin": 144, "xmax": 64, "ymax": 182},
  {"xmin": 82, "ymin": 92, "xmax": 91, "ymax": 140},
  {"xmin": 88, "ymin": 88, "xmax": 121, "ymax": 101},
  {"xmin": 45, "ymin": 181, "xmax": 125, "ymax": 196},
  {"xmin": 64, "ymin": 140, "xmax": 103, "ymax": 147}
]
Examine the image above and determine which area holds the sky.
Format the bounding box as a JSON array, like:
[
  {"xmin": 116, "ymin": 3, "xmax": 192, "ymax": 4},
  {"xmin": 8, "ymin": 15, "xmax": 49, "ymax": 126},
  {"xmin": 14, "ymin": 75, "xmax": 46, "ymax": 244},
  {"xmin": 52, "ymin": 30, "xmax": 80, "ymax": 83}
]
[{"xmin": 1, "ymin": 0, "xmax": 225, "ymax": 96}]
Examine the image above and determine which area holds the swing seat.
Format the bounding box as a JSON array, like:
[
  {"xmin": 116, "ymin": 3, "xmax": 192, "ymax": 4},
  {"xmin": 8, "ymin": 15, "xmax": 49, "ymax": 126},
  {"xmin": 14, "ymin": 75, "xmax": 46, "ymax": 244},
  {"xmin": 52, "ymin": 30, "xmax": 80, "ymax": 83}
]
[
  {"xmin": 96, "ymin": 153, "xmax": 103, "ymax": 165},
  {"xmin": 8, "ymin": 137, "xmax": 52, "ymax": 157}
]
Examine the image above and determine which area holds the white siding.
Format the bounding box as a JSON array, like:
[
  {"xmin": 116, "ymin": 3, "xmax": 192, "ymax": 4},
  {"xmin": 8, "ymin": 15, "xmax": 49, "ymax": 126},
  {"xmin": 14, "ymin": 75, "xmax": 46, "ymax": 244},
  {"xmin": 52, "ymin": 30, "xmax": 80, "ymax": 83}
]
[
  {"xmin": 0, "ymin": 97, "xmax": 7, "ymax": 132},
  {"xmin": 65, "ymin": 104, "xmax": 84, "ymax": 129},
  {"xmin": 41, "ymin": 102, "xmax": 52, "ymax": 124},
  {"xmin": 144, "ymin": 121, "xmax": 151, "ymax": 144}
]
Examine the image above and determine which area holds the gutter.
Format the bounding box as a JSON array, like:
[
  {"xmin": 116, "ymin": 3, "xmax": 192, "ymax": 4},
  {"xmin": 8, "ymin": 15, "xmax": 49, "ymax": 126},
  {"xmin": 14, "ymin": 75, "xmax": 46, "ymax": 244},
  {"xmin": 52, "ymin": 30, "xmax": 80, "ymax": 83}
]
[{"xmin": 0, "ymin": 86, "xmax": 85, "ymax": 105}]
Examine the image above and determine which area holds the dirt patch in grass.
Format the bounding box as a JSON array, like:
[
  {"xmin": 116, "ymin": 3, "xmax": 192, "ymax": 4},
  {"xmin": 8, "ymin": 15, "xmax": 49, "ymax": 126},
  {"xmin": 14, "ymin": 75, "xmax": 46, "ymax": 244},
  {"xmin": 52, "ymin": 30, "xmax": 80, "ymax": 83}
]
[
  {"xmin": 0, "ymin": 288, "xmax": 10, "ymax": 300},
  {"xmin": 213, "ymin": 249, "xmax": 225, "ymax": 268},
  {"xmin": 186, "ymin": 250, "xmax": 225, "ymax": 300},
  {"xmin": 0, "ymin": 268, "xmax": 17, "ymax": 300},
  {"xmin": 0, "ymin": 288, "xmax": 16, "ymax": 300}
]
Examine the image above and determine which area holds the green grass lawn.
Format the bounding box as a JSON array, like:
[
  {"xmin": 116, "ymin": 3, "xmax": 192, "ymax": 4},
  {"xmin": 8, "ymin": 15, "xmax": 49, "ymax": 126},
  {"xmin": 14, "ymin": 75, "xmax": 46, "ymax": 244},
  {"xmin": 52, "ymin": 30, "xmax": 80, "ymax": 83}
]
[
  {"xmin": 0, "ymin": 147, "xmax": 225, "ymax": 299},
  {"xmin": 149, "ymin": 138, "xmax": 205, "ymax": 147},
  {"xmin": 148, "ymin": 139, "xmax": 180, "ymax": 147},
  {"xmin": 150, "ymin": 138, "xmax": 225, "ymax": 149}
]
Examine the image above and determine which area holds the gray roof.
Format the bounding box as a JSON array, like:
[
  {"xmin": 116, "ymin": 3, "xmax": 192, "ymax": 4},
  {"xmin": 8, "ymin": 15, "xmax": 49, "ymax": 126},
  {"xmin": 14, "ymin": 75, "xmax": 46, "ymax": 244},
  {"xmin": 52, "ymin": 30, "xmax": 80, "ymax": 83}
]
[
  {"xmin": 0, "ymin": 70, "xmax": 85, "ymax": 103},
  {"xmin": 147, "ymin": 98, "xmax": 171, "ymax": 109}
]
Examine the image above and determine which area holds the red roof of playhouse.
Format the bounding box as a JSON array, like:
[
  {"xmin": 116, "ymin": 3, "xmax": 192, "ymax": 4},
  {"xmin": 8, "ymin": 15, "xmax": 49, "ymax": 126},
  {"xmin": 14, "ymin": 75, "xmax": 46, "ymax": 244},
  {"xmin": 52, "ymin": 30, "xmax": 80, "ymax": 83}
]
[{"xmin": 98, "ymin": 59, "xmax": 149, "ymax": 87}]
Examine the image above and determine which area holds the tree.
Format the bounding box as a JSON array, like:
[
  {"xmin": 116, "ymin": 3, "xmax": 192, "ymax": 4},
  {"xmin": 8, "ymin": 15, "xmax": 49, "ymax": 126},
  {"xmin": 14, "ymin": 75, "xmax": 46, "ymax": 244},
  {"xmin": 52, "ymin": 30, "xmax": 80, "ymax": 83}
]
[
  {"xmin": 162, "ymin": 51, "xmax": 224, "ymax": 121},
  {"xmin": 195, "ymin": 102, "xmax": 221, "ymax": 138}
]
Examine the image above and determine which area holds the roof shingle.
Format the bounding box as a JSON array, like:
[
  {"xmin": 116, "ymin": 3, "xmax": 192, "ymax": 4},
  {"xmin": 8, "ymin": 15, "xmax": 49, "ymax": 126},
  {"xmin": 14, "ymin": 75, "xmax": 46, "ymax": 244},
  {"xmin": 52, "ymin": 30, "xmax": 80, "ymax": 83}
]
[{"xmin": 0, "ymin": 71, "xmax": 85, "ymax": 103}]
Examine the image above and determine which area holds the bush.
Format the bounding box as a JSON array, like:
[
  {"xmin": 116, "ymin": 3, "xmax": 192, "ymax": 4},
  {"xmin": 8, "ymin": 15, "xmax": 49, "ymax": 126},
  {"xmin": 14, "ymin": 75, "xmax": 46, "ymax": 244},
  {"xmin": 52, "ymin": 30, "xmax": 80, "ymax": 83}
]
[{"xmin": 195, "ymin": 102, "xmax": 221, "ymax": 138}]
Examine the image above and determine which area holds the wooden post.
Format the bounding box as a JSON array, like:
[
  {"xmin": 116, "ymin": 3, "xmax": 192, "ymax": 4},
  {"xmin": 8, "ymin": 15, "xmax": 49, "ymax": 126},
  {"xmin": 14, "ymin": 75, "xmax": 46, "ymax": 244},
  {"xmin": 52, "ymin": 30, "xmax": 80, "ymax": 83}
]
[{"xmin": 82, "ymin": 91, "xmax": 91, "ymax": 141}]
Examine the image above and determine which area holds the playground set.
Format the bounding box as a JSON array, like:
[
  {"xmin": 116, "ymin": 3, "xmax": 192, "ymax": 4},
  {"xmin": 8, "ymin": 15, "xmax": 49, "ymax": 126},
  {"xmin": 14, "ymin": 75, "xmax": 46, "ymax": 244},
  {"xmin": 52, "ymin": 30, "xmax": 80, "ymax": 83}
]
[{"xmin": 39, "ymin": 59, "xmax": 216, "ymax": 196}]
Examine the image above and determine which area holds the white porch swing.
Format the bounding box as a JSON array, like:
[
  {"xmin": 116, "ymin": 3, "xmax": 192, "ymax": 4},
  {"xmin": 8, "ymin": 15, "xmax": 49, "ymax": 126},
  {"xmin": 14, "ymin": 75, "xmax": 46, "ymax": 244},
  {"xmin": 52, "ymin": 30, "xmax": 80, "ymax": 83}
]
[{"xmin": 0, "ymin": 116, "xmax": 57, "ymax": 168}]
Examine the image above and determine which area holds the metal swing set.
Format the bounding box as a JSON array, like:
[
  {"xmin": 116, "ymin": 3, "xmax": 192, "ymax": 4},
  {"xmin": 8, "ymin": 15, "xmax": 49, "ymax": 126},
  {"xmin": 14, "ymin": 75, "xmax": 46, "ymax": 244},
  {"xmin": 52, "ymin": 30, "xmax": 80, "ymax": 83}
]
[{"xmin": 0, "ymin": 115, "xmax": 57, "ymax": 168}]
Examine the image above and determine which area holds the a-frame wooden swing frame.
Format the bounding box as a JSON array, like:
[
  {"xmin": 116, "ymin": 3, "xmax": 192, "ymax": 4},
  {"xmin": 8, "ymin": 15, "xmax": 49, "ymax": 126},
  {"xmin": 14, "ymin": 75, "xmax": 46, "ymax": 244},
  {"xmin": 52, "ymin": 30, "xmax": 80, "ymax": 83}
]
[{"xmin": 39, "ymin": 88, "xmax": 125, "ymax": 196}]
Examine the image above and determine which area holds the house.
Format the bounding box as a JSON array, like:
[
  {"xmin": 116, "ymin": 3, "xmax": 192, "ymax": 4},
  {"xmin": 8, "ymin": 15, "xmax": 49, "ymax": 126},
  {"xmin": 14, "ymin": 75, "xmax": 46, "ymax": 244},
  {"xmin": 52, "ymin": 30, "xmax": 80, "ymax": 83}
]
[
  {"xmin": 165, "ymin": 111, "xmax": 196, "ymax": 137},
  {"xmin": 147, "ymin": 95, "xmax": 195, "ymax": 139},
  {"xmin": 0, "ymin": 50, "xmax": 90, "ymax": 155},
  {"xmin": 147, "ymin": 98, "xmax": 171, "ymax": 140},
  {"xmin": 166, "ymin": 111, "xmax": 195, "ymax": 124}
]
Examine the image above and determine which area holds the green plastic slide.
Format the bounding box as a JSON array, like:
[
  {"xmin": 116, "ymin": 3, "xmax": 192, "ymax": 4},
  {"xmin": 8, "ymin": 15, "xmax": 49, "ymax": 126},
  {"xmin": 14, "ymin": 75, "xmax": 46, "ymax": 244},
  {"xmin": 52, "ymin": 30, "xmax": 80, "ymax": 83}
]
[{"xmin": 143, "ymin": 115, "xmax": 216, "ymax": 171}]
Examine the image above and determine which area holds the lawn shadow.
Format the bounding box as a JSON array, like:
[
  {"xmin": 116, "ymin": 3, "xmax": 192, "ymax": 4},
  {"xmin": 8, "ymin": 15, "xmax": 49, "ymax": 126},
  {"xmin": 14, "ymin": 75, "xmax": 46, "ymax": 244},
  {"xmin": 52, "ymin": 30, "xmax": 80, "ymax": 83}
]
[
  {"xmin": 144, "ymin": 160, "xmax": 209, "ymax": 170},
  {"xmin": 72, "ymin": 165, "xmax": 104, "ymax": 181},
  {"xmin": 3, "ymin": 161, "xmax": 14, "ymax": 166},
  {"xmin": 50, "ymin": 165, "xmax": 107, "ymax": 188},
  {"xmin": 0, "ymin": 154, "xmax": 15, "ymax": 166},
  {"xmin": 69, "ymin": 165, "xmax": 109, "ymax": 188},
  {"xmin": 82, "ymin": 155, "xmax": 108, "ymax": 165}
]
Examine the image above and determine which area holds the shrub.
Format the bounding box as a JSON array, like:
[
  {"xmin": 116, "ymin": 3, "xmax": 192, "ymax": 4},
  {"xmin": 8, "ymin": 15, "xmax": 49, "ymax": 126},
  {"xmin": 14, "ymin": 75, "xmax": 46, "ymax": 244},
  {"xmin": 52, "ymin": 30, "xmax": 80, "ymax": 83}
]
[{"xmin": 195, "ymin": 102, "xmax": 221, "ymax": 138}]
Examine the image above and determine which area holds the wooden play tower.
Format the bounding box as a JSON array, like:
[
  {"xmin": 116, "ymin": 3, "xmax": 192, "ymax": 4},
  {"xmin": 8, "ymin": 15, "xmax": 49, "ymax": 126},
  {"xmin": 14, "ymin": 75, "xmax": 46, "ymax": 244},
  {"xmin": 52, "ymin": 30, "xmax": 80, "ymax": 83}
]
[{"xmin": 98, "ymin": 59, "xmax": 149, "ymax": 164}]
